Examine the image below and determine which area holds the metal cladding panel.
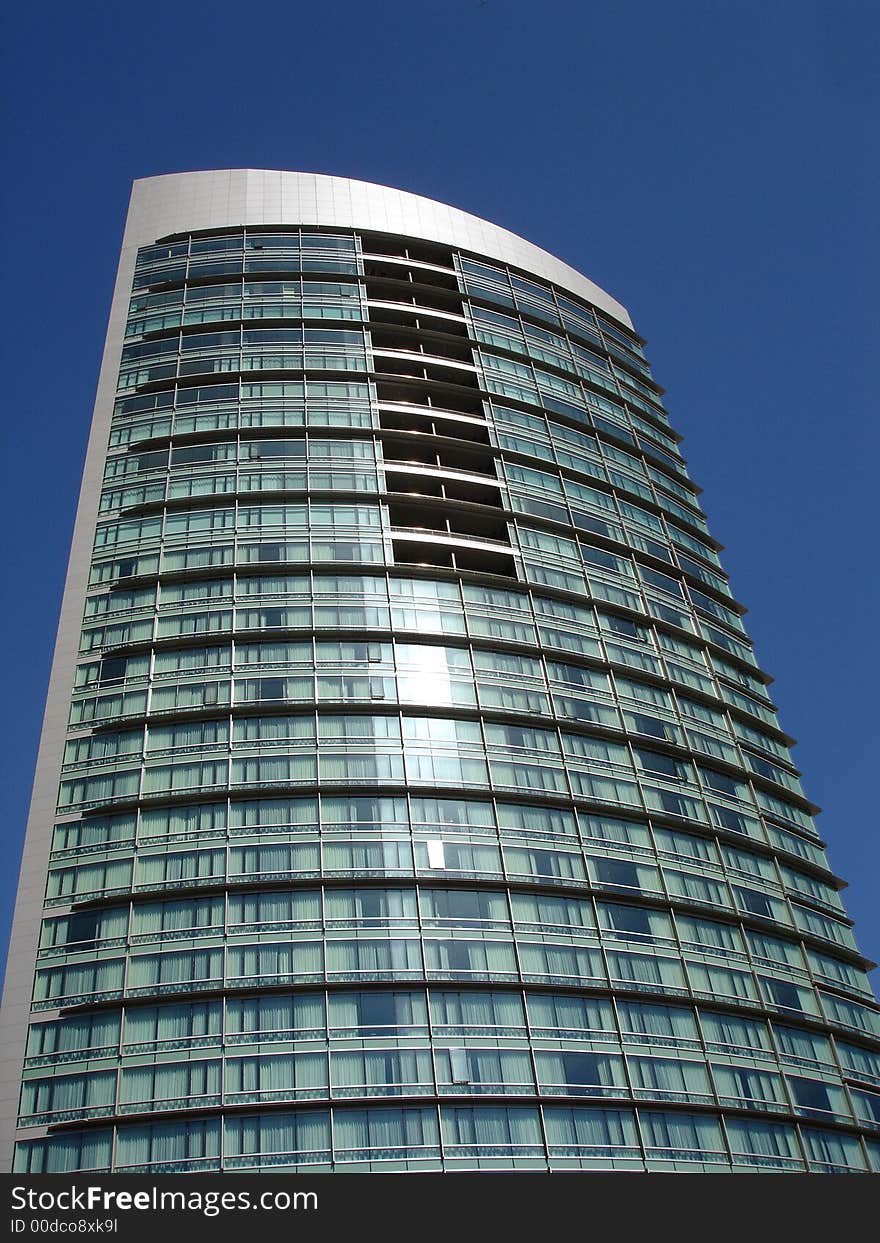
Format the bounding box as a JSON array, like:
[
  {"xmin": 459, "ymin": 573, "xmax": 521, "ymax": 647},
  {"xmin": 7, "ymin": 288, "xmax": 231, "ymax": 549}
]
[{"xmin": 123, "ymin": 170, "xmax": 632, "ymax": 326}]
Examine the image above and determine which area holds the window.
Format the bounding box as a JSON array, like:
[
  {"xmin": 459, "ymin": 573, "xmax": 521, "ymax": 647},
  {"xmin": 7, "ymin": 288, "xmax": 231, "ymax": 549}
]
[
  {"xmin": 600, "ymin": 903, "xmax": 654, "ymax": 937},
  {"xmin": 736, "ymin": 888, "xmax": 774, "ymax": 918},
  {"xmin": 787, "ymin": 1077, "xmax": 832, "ymax": 1113},
  {"xmin": 762, "ymin": 978, "xmax": 807, "ymax": 1012},
  {"xmin": 99, "ymin": 657, "xmax": 128, "ymax": 685},
  {"xmin": 593, "ymin": 858, "xmax": 640, "ymax": 889},
  {"xmin": 57, "ymin": 911, "xmax": 101, "ymax": 947},
  {"xmin": 259, "ymin": 677, "xmax": 285, "ymax": 701}
]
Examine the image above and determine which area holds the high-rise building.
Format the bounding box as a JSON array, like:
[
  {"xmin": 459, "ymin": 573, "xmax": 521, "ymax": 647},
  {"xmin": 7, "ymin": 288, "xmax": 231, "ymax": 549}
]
[{"xmin": 1, "ymin": 170, "xmax": 878, "ymax": 1175}]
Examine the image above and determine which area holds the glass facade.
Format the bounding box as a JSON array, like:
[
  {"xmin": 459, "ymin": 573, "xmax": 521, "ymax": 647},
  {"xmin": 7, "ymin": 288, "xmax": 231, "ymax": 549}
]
[{"xmin": 2, "ymin": 172, "xmax": 878, "ymax": 1174}]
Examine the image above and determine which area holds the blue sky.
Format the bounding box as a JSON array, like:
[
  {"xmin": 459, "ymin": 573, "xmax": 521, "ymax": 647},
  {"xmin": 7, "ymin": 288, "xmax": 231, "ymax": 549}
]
[{"xmin": 1, "ymin": 0, "xmax": 877, "ymax": 979}]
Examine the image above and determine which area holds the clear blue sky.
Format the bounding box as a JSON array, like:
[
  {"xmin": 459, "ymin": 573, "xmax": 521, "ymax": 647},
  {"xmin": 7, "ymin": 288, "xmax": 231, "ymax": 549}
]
[{"xmin": 1, "ymin": 0, "xmax": 877, "ymax": 982}]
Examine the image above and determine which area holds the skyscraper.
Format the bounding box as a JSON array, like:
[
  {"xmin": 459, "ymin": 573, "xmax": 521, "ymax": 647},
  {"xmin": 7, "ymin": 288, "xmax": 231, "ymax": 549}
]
[{"xmin": 2, "ymin": 169, "xmax": 878, "ymax": 1174}]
